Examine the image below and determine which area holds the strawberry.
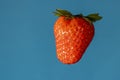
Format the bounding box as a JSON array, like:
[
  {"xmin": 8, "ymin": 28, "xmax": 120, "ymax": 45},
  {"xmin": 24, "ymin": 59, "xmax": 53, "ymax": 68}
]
[{"xmin": 53, "ymin": 9, "xmax": 102, "ymax": 64}]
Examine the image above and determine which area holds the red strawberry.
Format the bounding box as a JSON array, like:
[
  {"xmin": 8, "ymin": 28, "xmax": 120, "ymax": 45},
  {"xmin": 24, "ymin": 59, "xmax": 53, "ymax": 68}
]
[{"xmin": 53, "ymin": 9, "xmax": 102, "ymax": 64}]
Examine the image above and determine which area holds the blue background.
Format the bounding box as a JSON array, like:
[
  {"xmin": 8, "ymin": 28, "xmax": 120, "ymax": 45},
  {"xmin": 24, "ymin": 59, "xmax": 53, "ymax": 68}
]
[{"xmin": 0, "ymin": 0, "xmax": 120, "ymax": 80}]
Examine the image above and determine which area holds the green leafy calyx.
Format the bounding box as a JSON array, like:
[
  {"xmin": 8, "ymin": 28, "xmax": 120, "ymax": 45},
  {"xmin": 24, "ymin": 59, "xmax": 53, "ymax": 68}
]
[{"xmin": 53, "ymin": 9, "xmax": 102, "ymax": 23}]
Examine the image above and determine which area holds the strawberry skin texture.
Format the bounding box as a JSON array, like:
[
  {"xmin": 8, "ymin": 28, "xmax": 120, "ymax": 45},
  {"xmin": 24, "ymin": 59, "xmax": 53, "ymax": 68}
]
[{"xmin": 54, "ymin": 16, "xmax": 95, "ymax": 64}]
